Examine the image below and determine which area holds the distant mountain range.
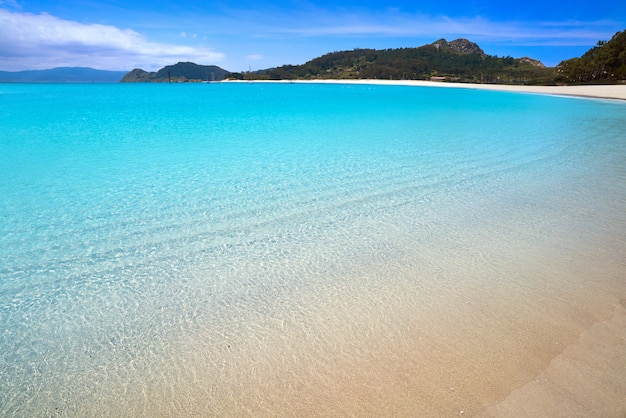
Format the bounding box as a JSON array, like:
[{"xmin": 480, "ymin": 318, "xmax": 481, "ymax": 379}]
[
  {"xmin": 4, "ymin": 31, "xmax": 624, "ymax": 85},
  {"xmin": 120, "ymin": 40, "xmax": 549, "ymax": 84},
  {"xmin": 0, "ymin": 67, "xmax": 128, "ymax": 83}
]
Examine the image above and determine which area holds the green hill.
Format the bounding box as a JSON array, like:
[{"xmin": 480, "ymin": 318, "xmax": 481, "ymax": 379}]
[
  {"xmin": 119, "ymin": 31, "xmax": 626, "ymax": 85},
  {"xmin": 232, "ymin": 38, "xmax": 552, "ymax": 84},
  {"xmin": 120, "ymin": 62, "xmax": 230, "ymax": 82},
  {"xmin": 556, "ymin": 30, "xmax": 626, "ymax": 83}
]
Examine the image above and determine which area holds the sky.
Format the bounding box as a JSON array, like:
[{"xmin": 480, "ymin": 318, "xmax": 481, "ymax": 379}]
[{"xmin": 0, "ymin": 0, "xmax": 625, "ymax": 72}]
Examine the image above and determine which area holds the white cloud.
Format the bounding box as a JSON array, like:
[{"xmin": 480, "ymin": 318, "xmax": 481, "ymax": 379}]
[{"xmin": 0, "ymin": 9, "xmax": 225, "ymax": 71}]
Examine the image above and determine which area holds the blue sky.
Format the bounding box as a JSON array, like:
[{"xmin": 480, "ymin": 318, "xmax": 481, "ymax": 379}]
[{"xmin": 0, "ymin": 0, "xmax": 624, "ymax": 72}]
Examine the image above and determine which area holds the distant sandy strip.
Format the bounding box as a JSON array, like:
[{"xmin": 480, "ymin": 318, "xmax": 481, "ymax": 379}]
[{"xmin": 227, "ymin": 79, "xmax": 626, "ymax": 101}]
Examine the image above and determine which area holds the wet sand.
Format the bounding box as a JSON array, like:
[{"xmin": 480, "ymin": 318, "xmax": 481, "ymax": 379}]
[
  {"xmin": 484, "ymin": 300, "xmax": 626, "ymax": 417},
  {"xmin": 171, "ymin": 231, "xmax": 626, "ymax": 418}
]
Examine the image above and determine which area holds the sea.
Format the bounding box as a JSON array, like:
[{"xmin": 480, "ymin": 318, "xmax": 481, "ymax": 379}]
[{"xmin": 1, "ymin": 82, "xmax": 625, "ymax": 416}]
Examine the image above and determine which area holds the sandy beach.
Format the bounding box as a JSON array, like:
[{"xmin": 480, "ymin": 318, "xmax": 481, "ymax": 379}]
[
  {"xmin": 217, "ymin": 79, "xmax": 626, "ymax": 416},
  {"xmin": 228, "ymin": 78, "xmax": 626, "ymax": 101}
]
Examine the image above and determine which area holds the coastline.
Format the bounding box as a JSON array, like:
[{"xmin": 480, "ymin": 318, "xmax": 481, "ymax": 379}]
[{"xmin": 225, "ymin": 78, "xmax": 626, "ymax": 101}]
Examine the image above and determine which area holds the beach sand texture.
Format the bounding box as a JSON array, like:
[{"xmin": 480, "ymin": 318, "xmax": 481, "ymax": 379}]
[
  {"xmin": 148, "ymin": 224, "xmax": 626, "ymax": 417},
  {"xmin": 231, "ymin": 78, "xmax": 626, "ymax": 101},
  {"xmin": 215, "ymin": 79, "xmax": 626, "ymax": 417}
]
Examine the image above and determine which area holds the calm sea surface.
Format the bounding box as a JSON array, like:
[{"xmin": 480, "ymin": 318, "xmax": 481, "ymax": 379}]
[{"xmin": 1, "ymin": 83, "xmax": 625, "ymax": 416}]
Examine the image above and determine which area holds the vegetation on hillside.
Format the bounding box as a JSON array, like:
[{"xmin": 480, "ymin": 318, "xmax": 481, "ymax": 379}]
[
  {"xmin": 230, "ymin": 39, "xmax": 553, "ymax": 84},
  {"xmin": 556, "ymin": 30, "xmax": 626, "ymax": 83},
  {"xmin": 120, "ymin": 31, "xmax": 626, "ymax": 85},
  {"xmin": 120, "ymin": 62, "xmax": 230, "ymax": 82}
]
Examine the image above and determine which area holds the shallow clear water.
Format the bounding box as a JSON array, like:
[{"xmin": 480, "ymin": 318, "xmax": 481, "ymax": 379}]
[{"xmin": 1, "ymin": 83, "xmax": 625, "ymax": 416}]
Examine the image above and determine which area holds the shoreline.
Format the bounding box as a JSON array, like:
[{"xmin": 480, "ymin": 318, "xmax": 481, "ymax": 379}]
[{"xmin": 225, "ymin": 78, "xmax": 626, "ymax": 101}]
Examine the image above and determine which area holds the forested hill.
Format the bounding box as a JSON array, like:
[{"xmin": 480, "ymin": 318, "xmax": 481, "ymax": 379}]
[
  {"xmin": 556, "ymin": 30, "xmax": 626, "ymax": 83},
  {"xmin": 121, "ymin": 62, "xmax": 230, "ymax": 82},
  {"xmin": 234, "ymin": 38, "xmax": 551, "ymax": 84},
  {"xmin": 118, "ymin": 32, "xmax": 626, "ymax": 85}
]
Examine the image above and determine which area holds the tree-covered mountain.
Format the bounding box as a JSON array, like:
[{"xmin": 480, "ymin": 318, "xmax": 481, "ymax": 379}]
[
  {"xmin": 0, "ymin": 67, "xmax": 127, "ymax": 82},
  {"xmin": 116, "ymin": 31, "xmax": 626, "ymax": 85},
  {"xmin": 230, "ymin": 39, "xmax": 552, "ymax": 84},
  {"xmin": 121, "ymin": 62, "xmax": 230, "ymax": 82},
  {"xmin": 556, "ymin": 30, "xmax": 626, "ymax": 83}
]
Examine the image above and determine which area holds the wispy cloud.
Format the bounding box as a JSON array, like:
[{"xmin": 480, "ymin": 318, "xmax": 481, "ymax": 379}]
[
  {"xmin": 252, "ymin": 8, "xmax": 619, "ymax": 47},
  {"xmin": 0, "ymin": 4, "xmax": 621, "ymax": 72},
  {"xmin": 0, "ymin": 9, "xmax": 224, "ymax": 71}
]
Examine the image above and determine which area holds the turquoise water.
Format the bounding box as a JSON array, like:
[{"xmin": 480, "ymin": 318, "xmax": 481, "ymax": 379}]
[{"xmin": 1, "ymin": 83, "xmax": 626, "ymax": 416}]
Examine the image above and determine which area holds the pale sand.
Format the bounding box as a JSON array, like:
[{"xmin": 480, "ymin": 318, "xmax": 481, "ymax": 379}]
[
  {"xmin": 227, "ymin": 78, "xmax": 626, "ymax": 100},
  {"xmin": 484, "ymin": 301, "xmax": 626, "ymax": 417},
  {"xmin": 215, "ymin": 78, "xmax": 626, "ymax": 417}
]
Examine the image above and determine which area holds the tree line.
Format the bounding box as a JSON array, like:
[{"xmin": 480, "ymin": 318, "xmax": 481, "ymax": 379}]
[
  {"xmin": 233, "ymin": 44, "xmax": 552, "ymax": 84},
  {"xmin": 556, "ymin": 30, "xmax": 626, "ymax": 83},
  {"xmin": 230, "ymin": 31, "xmax": 626, "ymax": 85}
]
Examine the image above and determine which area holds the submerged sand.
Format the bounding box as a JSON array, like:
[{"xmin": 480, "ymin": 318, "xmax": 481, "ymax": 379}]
[{"xmin": 213, "ymin": 78, "xmax": 626, "ymax": 417}]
